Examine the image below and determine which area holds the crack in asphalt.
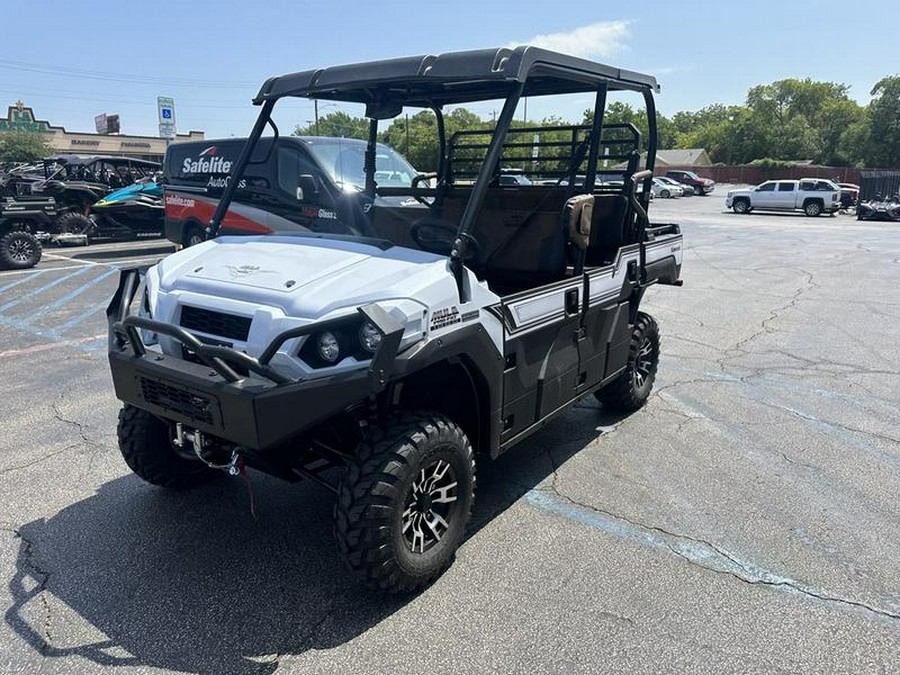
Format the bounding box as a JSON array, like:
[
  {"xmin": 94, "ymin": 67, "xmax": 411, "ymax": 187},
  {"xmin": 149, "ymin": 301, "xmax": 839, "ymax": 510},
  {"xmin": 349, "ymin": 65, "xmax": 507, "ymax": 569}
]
[
  {"xmin": 728, "ymin": 267, "xmax": 818, "ymax": 358},
  {"xmin": 778, "ymin": 451, "xmax": 819, "ymax": 471},
  {"xmin": 0, "ymin": 442, "xmax": 83, "ymax": 478},
  {"xmin": 756, "ymin": 399, "xmax": 900, "ymax": 446},
  {"xmin": 51, "ymin": 401, "xmax": 93, "ymax": 448},
  {"xmin": 530, "ymin": 484, "xmax": 900, "ymax": 624}
]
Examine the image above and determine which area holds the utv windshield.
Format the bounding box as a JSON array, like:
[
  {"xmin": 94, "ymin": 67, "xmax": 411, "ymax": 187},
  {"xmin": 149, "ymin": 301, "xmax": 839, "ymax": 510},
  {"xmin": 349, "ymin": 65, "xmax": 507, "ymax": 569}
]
[{"xmin": 301, "ymin": 137, "xmax": 418, "ymax": 190}]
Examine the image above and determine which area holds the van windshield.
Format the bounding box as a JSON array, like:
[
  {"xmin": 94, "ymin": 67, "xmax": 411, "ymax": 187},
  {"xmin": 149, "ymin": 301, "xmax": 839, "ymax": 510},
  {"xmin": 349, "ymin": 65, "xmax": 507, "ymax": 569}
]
[{"xmin": 302, "ymin": 138, "xmax": 418, "ymax": 191}]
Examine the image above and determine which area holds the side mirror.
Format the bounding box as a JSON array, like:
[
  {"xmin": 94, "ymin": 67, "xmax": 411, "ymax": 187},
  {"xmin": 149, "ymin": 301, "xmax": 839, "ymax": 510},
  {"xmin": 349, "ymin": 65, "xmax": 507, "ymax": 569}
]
[{"xmin": 296, "ymin": 174, "xmax": 319, "ymax": 202}]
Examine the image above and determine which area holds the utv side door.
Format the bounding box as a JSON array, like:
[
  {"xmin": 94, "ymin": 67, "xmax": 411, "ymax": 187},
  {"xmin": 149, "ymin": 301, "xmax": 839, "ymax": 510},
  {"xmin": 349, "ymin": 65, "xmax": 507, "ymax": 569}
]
[{"xmin": 499, "ymin": 277, "xmax": 584, "ymax": 443}]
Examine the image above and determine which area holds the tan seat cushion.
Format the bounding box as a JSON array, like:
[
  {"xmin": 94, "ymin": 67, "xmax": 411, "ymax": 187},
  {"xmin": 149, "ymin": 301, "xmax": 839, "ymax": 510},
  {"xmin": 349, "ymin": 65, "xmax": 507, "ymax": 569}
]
[{"xmin": 564, "ymin": 194, "xmax": 594, "ymax": 249}]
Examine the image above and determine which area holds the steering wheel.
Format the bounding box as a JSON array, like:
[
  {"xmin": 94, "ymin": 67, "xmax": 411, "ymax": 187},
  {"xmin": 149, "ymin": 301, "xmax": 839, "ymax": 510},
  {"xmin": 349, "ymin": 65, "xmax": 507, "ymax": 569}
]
[
  {"xmin": 410, "ymin": 219, "xmax": 480, "ymax": 262},
  {"xmin": 411, "ymin": 172, "xmax": 438, "ymax": 206}
]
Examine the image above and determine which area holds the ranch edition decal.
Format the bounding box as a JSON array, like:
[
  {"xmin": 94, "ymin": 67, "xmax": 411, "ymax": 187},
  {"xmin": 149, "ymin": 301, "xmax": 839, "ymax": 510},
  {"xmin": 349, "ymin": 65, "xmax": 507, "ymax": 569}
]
[{"xmin": 430, "ymin": 306, "xmax": 461, "ymax": 331}]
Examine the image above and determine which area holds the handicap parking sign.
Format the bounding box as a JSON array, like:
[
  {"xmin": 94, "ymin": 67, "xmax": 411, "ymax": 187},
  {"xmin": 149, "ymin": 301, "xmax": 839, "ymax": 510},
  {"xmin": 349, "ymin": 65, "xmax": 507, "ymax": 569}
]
[{"xmin": 161, "ymin": 108, "xmax": 172, "ymax": 119}]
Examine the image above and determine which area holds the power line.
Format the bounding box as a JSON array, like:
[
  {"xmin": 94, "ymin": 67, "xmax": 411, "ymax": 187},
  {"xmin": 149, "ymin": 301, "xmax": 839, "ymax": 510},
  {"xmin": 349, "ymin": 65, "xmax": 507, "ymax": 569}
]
[{"xmin": 0, "ymin": 58, "xmax": 257, "ymax": 88}]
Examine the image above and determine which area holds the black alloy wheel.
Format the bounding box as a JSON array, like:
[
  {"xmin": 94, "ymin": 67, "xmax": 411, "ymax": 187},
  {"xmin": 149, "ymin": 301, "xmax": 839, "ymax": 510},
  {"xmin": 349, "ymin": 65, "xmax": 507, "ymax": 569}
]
[
  {"xmin": 335, "ymin": 411, "xmax": 475, "ymax": 593},
  {"xmin": 0, "ymin": 230, "xmax": 42, "ymax": 270},
  {"xmin": 595, "ymin": 312, "xmax": 660, "ymax": 413}
]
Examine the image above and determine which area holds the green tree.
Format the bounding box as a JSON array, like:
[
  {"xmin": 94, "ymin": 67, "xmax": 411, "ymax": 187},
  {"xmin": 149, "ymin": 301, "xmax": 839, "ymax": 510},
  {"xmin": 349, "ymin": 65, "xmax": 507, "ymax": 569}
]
[
  {"xmin": 818, "ymin": 98, "xmax": 866, "ymax": 165},
  {"xmin": 743, "ymin": 78, "xmax": 862, "ymax": 164},
  {"xmin": 583, "ymin": 103, "xmax": 675, "ymax": 151},
  {"xmin": 865, "ymin": 75, "xmax": 900, "ymax": 168},
  {"xmin": 381, "ymin": 110, "xmax": 443, "ymax": 171},
  {"xmin": 0, "ymin": 130, "xmax": 52, "ymax": 162},
  {"xmin": 292, "ymin": 111, "xmax": 369, "ymax": 140}
]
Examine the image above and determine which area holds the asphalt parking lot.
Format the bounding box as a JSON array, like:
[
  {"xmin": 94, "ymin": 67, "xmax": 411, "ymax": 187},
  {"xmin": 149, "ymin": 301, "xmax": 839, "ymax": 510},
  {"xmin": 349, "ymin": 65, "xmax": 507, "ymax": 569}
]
[{"xmin": 2, "ymin": 191, "xmax": 899, "ymax": 674}]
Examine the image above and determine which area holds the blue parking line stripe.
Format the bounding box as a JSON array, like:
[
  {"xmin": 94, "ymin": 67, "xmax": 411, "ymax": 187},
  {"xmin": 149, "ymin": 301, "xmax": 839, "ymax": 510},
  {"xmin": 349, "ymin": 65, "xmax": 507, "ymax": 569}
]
[
  {"xmin": 0, "ymin": 266, "xmax": 92, "ymax": 314},
  {"xmin": 56, "ymin": 298, "xmax": 110, "ymax": 332},
  {"xmin": 0, "ymin": 269, "xmax": 49, "ymax": 294},
  {"xmin": 0, "ymin": 314, "xmax": 105, "ymax": 355},
  {"xmin": 28, "ymin": 268, "xmax": 118, "ymax": 322}
]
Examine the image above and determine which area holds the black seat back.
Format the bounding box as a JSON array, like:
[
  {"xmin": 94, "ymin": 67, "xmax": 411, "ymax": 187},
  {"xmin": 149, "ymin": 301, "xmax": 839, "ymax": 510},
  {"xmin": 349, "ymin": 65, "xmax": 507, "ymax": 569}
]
[{"xmin": 585, "ymin": 193, "xmax": 631, "ymax": 266}]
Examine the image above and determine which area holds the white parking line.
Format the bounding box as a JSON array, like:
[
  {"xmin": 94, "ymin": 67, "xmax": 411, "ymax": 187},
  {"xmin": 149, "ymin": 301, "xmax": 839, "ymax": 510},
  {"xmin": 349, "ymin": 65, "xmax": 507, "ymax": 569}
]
[{"xmin": 0, "ymin": 255, "xmax": 169, "ymax": 277}]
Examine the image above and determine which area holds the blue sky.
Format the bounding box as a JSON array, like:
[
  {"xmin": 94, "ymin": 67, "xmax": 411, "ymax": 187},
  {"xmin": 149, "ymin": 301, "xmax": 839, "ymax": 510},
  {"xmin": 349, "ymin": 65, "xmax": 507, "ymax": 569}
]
[{"xmin": 2, "ymin": 0, "xmax": 896, "ymax": 140}]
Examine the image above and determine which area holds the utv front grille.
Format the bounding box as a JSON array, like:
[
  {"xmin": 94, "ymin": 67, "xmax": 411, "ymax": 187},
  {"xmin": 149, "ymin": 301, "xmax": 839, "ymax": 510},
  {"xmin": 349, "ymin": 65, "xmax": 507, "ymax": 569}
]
[
  {"xmin": 139, "ymin": 377, "xmax": 216, "ymax": 425},
  {"xmin": 180, "ymin": 305, "xmax": 251, "ymax": 341}
]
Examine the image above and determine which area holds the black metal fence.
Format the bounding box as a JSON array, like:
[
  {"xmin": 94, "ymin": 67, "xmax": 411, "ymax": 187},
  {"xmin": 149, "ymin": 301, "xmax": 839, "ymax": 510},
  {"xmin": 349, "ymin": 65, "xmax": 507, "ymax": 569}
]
[{"xmin": 859, "ymin": 170, "xmax": 900, "ymax": 201}]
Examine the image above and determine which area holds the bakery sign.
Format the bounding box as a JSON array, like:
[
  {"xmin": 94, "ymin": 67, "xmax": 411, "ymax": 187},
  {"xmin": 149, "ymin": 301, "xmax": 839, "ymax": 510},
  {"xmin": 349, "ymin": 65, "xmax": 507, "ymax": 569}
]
[{"xmin": 0, "ymin": 101, "xmax": 54, "ymax": 134}]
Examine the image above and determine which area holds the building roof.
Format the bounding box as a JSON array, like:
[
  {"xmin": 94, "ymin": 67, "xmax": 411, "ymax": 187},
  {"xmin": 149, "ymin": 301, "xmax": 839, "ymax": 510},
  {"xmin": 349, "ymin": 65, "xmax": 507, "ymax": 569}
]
[{"xmin": 655, "ymin": 148, "xmax": 711, "ymax": 167}]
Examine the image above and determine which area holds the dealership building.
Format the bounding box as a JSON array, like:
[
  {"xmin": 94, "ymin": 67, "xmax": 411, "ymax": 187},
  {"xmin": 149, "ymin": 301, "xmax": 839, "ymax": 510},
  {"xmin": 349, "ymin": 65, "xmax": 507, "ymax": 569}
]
[{"xmin": 0, "ymin": 101, "xmax": 204, "ymax": 163}]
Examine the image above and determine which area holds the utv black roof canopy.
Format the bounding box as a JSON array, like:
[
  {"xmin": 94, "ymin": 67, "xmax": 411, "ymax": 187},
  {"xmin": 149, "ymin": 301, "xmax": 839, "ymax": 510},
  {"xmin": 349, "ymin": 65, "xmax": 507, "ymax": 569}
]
[{"xmin": 253, "ymin": 46, "xmax": 659, "ymax": 108}]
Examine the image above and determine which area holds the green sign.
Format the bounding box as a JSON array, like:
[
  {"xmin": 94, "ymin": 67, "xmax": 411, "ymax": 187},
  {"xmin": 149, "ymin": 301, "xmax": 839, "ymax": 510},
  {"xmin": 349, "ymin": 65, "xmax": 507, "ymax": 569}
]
[{"xmin": 0, "ymin": 104, "xmax": 54, "ymax": 135}]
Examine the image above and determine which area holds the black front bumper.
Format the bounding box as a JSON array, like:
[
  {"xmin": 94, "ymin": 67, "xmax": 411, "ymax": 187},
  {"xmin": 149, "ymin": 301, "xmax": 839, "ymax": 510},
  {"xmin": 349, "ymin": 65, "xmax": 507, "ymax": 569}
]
[{"xmin": 107, "ymin": 269, "xmax": 403, "ymax": 450}]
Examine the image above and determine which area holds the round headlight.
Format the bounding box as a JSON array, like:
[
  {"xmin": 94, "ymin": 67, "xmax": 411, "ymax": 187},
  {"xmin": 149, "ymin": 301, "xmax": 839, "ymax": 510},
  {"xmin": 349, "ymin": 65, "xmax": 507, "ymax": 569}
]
[
  {"xmin": 316, "ymin": 331, "xmax": 340, "ymax": 363},
  {"xmin": 359, "ymin": 322, "xmax": 382, "ymax": 353}
]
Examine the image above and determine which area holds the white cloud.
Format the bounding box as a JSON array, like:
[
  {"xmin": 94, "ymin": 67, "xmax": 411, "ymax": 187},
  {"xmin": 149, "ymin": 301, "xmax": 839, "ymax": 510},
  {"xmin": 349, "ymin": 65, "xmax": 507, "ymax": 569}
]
[{"xmin": 509, "ymin": 21, "xmax": 632, "ymax": 60}]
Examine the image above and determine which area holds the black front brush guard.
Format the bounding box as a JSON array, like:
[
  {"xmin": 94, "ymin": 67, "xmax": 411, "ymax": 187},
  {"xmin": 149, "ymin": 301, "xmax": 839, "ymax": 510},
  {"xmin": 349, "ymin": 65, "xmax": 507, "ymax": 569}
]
[{"xmin": 107, "ymin": 268, "xmax": 404, "ymax": 392}]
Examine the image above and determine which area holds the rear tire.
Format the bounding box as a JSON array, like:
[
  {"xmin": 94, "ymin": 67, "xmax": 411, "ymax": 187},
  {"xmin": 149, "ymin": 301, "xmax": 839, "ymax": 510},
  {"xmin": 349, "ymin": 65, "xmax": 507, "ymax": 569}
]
[
  {"xmin": 117, "ymin": 405, "xmax": 217, "ymax": 489},
  {"xmin": 804, "ymin": 200, "xmax": 823, "ymax": 217},
  {"xmin": 55, "ymin": 212, "xmax": 94, "ymax": 236},
  {"xmin": 335, "ymin": 411, "xmax": 475, "ymax": 594},
  {"xmin": 595, "ymin": 312, "xmax": 659, "ymax": 413},
  {"xmin": 0, "ymin": 230, "xmax": 42, "ymax": 270},
  {"xmin": 184, "ymin": 224, "xmax": 206, "ymax": 247},
  {"xmin": 732, "ymin": 199, "xmax": 750, "ymax": 214}
]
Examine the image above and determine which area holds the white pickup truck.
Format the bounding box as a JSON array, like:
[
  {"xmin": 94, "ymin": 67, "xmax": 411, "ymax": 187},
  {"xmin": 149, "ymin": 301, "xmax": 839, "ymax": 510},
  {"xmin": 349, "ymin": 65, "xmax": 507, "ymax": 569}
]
[{"xmin": 726, "ymin": 179, "xmax": 841, "ymax": 216}]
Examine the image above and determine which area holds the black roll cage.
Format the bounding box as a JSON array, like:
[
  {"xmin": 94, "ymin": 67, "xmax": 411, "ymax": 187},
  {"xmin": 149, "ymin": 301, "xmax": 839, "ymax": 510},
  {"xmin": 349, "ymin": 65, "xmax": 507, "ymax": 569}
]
[{"xmin": 207, "ymin": 46, "xmax": 660, "ymax": 300}]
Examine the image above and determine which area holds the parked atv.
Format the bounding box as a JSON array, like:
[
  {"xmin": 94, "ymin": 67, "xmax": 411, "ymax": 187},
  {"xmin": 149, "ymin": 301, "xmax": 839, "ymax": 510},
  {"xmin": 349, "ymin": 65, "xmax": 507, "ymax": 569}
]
[{"xmin": 0, "ymin": 156, "xmax": 162, "ymax": 243}]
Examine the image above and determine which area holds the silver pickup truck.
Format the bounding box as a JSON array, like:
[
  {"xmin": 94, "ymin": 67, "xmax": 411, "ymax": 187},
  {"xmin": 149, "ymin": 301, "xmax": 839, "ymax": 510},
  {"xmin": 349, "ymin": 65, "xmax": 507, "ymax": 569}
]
[{"xmin": 726, "ymin": 178, "xmax": 841, "ymax": 216}]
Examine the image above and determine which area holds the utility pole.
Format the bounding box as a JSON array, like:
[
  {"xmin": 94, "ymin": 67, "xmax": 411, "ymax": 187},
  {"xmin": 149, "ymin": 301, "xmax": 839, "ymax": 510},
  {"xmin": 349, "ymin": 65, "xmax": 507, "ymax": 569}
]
[
  {"xmin": 405, "ymin": 113, "xmax": 409, "ymax": 156},
  {"xmin": 523, "ymin": 97, "xmax": 527, "ymax": 123},
  {"xmin": 314, "ymin": 99, "xmax": 319, "ymax": 135}
]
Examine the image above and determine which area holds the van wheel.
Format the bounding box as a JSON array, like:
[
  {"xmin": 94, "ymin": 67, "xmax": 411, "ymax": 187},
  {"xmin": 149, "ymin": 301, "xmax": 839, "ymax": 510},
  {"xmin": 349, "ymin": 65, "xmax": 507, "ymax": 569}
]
[
  {"xmin": 335, "ymin": 412, "xmax": 475, "ymax": 593},
  {"xmin": 595, "ymin": 312, "xmax": 659, "ymax": 412},
  {"xmin": 804, "ymin": 200, "xmax": 823, "ymax": 217},
  {"xmin": 0, "ymin": 230, "xmax": 42, "ymax": 270},
  {"xmin": 184, "ymin": 224, "xmax": 206, "ymax": 247}
]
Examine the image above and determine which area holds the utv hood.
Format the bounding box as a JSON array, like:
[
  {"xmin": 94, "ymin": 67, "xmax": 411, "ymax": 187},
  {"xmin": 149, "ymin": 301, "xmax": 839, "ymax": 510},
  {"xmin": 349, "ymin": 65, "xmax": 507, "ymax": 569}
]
[{"xmin": 154, "ymin": 234, "xmax": 448, "ymax": 316}]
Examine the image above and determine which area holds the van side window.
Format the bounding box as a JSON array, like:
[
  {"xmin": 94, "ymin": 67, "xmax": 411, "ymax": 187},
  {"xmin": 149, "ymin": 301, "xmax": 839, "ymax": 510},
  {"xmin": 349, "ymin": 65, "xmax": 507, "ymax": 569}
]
[{"xmin": 277, "ymin": 146, "xmax": 325, "ymax": 199}]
